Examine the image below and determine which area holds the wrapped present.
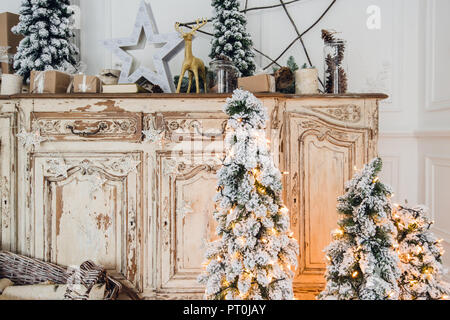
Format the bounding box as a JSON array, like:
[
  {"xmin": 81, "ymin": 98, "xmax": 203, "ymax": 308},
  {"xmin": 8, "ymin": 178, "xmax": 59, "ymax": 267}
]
[
  {"xmin": 238, "ymin": 74, "xmax": 276, "ymax": 93},
  {"xmin": 0, "ymin": 12, "xmax": 23, "ymax": 74},
  {"xmin": 99, "ymin": 69, "xmax": 120, "ymax": 85},
  {"xmin": 30, "ymin": 70, "xmax": 72, "ymax": 94},
  {"xmin": 73, "ymin": 74, "xmax": 101, "ymax": 93}
]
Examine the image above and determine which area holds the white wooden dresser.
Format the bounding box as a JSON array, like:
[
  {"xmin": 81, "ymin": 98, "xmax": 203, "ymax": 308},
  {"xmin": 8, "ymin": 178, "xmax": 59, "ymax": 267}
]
[{"xmin": 0, "ymin": 92, "xmax": 386, "ymax": 299}]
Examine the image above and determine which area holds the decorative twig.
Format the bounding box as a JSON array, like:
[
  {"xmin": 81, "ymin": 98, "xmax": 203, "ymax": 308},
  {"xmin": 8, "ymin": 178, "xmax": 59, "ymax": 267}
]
[
  {"xmin": 178, "ymin": 24, "xmax": 282, "ymax": 68},
  {"xmin": 179, "ymin": 0, "xmax": 336, "ymax": 79},
  {"xmin": 263, "ymin": 0, "xmax": 337, "ymax": 70},
  {"xmin": 277, "ymin": 0, "xmax": 325, "ymax": 90}
]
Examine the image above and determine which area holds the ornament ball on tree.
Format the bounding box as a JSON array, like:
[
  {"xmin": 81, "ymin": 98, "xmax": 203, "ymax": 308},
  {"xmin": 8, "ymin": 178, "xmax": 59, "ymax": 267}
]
[{"xmin": 198, "ymin": 89, "xmax": 299, "ymax": 300}]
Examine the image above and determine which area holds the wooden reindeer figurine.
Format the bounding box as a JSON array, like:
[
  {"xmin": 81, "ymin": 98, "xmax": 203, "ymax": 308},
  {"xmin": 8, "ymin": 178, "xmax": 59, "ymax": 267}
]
[{"xmin": 175, "ymin": 19, "xmax": 208, "ymax": 94}]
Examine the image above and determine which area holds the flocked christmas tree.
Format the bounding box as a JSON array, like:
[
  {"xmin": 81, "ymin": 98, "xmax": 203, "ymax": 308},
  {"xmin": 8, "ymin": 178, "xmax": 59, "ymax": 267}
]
[
  {"xmin": 392, "ymin": 204, "xmax": 450, "ymax": 300},
  {"xmin": 318, "ymin": 158, "xmax": 401, "ymax": 300},
  {"xmin": 198, "ymin": 89, "xmax": 299, "ymax": 300},
  {"xmin": 210, "ymin": 0, "xmax": 256, "ymax": 77},
  {"xmin": 12, "ymin": 0, "xmax": 79, "ymax": 80}
]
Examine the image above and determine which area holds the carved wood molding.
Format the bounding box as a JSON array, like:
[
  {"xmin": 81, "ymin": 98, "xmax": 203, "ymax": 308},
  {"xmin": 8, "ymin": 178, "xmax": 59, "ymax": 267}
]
[
  {"xmin": 42, "ymin": 155, "xmax": 141, "ymax": 180},
  {"xmin": 306, "ymin": 104, "xmax": 362, "ymax": 123},
  {"xmin": 32, "ymin": 112, "xmax": 142, "ymax": 141},
  {"xmin": 145, "ymin": 113, "xmax": 228, "ymax": 143}
]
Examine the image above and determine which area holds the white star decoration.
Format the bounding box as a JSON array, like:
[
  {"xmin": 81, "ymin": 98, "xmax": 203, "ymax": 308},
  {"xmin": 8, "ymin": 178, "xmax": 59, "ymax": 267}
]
[
  {"xmin": 16, "ymin": 128, "xmax": 48, "ymax": 149},
  {"xmin": 102, "ymin": 0, "xmax": 184, "ymax": 93},
  {"xmin": 46, "ymin": 159, "xmax": 72, "ymax": 178},
  {"xmin": 142, "ymin": 127, "xmax": 164, "ymax": 144},
  {"xmin": 116, "ymin": 157, "xmax": 141, "ymax": 175}
]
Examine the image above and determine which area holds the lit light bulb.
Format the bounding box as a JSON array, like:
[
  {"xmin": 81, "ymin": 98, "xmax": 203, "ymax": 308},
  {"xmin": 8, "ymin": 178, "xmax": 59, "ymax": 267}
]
[
  {"xmin": 288, "ymin": 232, "xmax": 294, "ymax": 237},
  {"xmin": 326, "ymin": 255, "xmax": 331, "ymax": 262},
  {"xmin": 351, "ymin": 271, "xmax": 359, "ymax": 278},
  {"xmin": 373, "ymin": 177, "xmax": 380, "ymax": 183},
  {"xmin": 387, "ymin": 291, "xmax": 394, "ymax": 299},
  {"xmin": 280, "ymin": 207, "xmax": 289, "ymax": 214},
  {"xmin": 442, "ymin": 295, "xmax": 449, "ymax": 300},
  {"xmin": 282, "ymin": 171, "xmax": 289, "ymax": 175}
]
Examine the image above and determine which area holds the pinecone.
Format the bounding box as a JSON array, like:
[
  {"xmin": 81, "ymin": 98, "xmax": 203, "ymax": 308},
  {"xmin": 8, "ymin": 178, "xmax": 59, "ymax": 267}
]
[
  {"xmin": 321, "ymin": 29, "xmax": 336, "ymax": 43},
  {"xmin": 338, "ymin": 67, "xmax": 347, "ymax": 94},
  {"xmin": 273, "ymin": 67, "xmax": 294, "ymax": 90}
]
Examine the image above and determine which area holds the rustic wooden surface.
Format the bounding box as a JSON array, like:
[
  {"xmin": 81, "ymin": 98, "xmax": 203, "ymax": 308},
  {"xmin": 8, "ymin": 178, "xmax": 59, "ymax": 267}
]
[
  {"xmin": 9, "ymin": 92, "xmax": 389, "ymax": 100},
  {"xmin": 0, "ymin": 95, "xmax": 383, "ymax": 300}
]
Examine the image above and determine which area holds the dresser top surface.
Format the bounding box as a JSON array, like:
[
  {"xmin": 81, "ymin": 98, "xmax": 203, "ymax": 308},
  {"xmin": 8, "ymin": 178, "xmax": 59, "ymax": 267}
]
[{"xmin": 2, "ymin": 92, "xmax": 388, "ymax": 100}]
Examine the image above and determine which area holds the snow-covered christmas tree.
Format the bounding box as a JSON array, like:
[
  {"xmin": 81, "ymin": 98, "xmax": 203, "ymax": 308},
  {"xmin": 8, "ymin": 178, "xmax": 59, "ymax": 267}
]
[
  {"xmin": 12, "ymin": 0, "xmax": 79, "ymax": 80},
  {"xmin": 198, "ymin": 89, "xmax": 298, "ymax": 300},
  {"xmin": 210, "ymin": 0, "xmax": 256, "ymax": 77},
  {"xmin": 392, "ymin": 204, "xmax": 450, "ymax": 300},
  {"xmin": 318, "ymin": 158, "xmax": 401, "ymax": 300}
]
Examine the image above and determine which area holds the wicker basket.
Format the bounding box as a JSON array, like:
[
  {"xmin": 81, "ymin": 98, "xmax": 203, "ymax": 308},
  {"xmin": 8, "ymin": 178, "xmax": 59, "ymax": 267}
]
[{"xmin": 0, "ymin": 251, "xmax": 121, "ymax": 300}]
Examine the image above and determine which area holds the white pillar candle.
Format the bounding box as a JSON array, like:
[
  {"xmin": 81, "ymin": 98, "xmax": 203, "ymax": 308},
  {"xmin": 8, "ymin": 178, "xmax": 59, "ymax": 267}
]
[
  {"xmin": 295, "ymin": 68, "xmax": 319, "ymax": 94},
  {"xmin": 1, "ymin": 74, "xmax": 23, "ymax": 95}
]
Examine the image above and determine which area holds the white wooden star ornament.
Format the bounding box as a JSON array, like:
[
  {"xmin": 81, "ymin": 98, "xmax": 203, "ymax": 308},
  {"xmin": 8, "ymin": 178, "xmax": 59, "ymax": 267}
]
[
  {"xmin": 16, "ymin": 128, "xmax": 48, "ymax": 149},
  {"xmin": 102, "ymin": 0, "xmax": 184, "ymax": 93}
]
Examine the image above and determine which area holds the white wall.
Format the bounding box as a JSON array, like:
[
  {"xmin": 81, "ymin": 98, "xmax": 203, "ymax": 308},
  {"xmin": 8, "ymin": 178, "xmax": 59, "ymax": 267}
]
[{"xmin": 2, "ymin": 0, "xmax": 449, "ymax": 274}]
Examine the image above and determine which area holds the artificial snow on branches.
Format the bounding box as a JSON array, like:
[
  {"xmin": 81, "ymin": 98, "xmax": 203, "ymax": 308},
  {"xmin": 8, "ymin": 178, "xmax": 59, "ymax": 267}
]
[
  {"xmin": 393, "ymin": 205, "xmax": 450, "ymax": 300},
  {"xmin": 12, "ymin": 0, "xmax": 79, "ymax": 80},
  {"xmin": 319, "ymin": 158, "xmax": 401, "ymax": 300},
  {"xmin": 210, "ymin": 0, "xmax": 256, "ymax": 77},
  {"xmin": 198, "ymin": 89, "xmax": 298, "ymax": 300}
]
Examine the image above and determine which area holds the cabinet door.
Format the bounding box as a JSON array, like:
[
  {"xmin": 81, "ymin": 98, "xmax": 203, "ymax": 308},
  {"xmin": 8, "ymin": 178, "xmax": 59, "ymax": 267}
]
[
  {"xmin": 0, "ymin": 111, "xmax": 17, "ymax": 251},
  {"xmin": 287, "ymin": 113, "xmax": 373, "ymax": 295},
  {"xmin": 152, "ymin": 112, "xmax": 226, "ymax": 299},
  {"xmin": 29, "ymin": 152, "xmax": 143, "ymax": 290}
]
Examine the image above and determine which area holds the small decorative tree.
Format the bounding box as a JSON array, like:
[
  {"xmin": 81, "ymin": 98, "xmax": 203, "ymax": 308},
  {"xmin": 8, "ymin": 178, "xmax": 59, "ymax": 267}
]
[
  {"xmin": 318, "ymin": 158, "xmax": 401, "ymax": 300},
  {"xmin": 198, "ymin": 89, "xmax": 298, "ymax": 300},
  {"xmin": 12, "ymin": 0, "xmax": 79, "ymax": 80},
  {"xmin": 392, "ymin": 204, "xmax": 450, "ymax": 300},
  {"xmin": 210, "ymin": 0, "xmax": 256, "ymax": 77}
]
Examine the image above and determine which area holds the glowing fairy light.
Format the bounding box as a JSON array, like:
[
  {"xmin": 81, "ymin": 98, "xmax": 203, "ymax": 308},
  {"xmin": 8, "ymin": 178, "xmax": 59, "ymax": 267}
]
[{"xmin": 351, "ymin": 271, "xmax": 359, "ymax": 278}]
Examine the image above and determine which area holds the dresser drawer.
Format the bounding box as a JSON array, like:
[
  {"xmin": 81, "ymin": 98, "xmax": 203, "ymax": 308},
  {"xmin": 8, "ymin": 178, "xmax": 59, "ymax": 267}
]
[{"xmin": 32, "ymin": 112, "xmax": 142, "ymax": 141}]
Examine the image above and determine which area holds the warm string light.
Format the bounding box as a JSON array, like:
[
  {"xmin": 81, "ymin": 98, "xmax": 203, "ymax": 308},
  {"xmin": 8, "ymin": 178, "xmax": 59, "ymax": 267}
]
[
  {"xmin": 334, "ymin": 228, "xmax": 344, "ymax": 236},
  {"xmin": 372, "ymin": 177, "xmax": 380, "ymax": 183},
  {"xmin": 351, "ymin": 271, "xmax": 359, "ymax": 278}
]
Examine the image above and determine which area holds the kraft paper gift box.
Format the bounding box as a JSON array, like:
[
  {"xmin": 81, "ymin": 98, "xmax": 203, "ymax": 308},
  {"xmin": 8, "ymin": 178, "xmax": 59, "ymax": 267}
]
[
  {"xmin": 238, "ymin": 74, "xmax": 276, "ymax": 93},
  {"xmin": 30, "ymin": 70, "xmax": 72, "ymax": 94},
  {"xmin": 73, "ymin": 74, "xmax": 102, "ymax": 93},
  {"xmin": 0, "ymin": 12, "xmax": 23, "ymax": 74}
]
